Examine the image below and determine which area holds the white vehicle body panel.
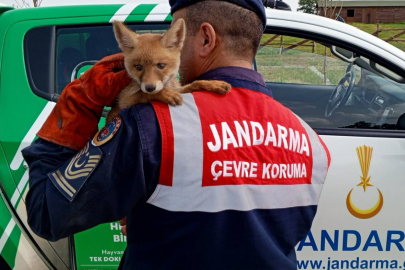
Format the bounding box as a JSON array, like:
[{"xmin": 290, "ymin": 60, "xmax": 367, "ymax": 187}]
[{"xmin": 296, "ymin": 135, "xmax": 405, "ymax": 269}]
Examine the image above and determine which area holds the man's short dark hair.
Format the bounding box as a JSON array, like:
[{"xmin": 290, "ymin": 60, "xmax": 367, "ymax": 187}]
[{"xmin": 185, "ymin": 0, "xmax": 263, "ymax": 60}]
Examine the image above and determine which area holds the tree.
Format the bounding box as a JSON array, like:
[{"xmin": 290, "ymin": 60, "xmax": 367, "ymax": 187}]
[
  {"xmin": 297, "ymin": 0, "xmax": 317, "ymax": 14},
  {"xmin": 318, "ymin": 0, "xmax": 343, "ymax": 19}
]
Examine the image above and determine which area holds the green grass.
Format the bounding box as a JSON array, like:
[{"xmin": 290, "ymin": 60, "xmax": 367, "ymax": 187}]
[
  {"xmin": 350, "ymin": 22, "xmax": 405, "ymax": 51},
  {"xmin": 350, "ymin": 22, "xmax": 405, "ymax": 36},
  {"xmin": 260, "ymin": 22, "xmax": 405, "ymax": 55},
  {"xmin": 260, "ymin": 34, "xmax": 334, "ymax": 56},
  {"xmin": 257, "ymin": 39, "xmax": 346, "ymax": 84}
]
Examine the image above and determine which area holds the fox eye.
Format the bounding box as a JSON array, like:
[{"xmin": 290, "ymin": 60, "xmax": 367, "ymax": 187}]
[
  {"xmin": 135, "ymin": 65, "xmax": 143, "ymax": 71},
  {"xmin": 157, "ymin": 63, "xmax": 166, "ymax": 69}
]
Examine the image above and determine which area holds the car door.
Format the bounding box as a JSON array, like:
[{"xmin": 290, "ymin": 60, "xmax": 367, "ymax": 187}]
[
  {"xmin": 259, "ymin": 17, "xmax": 405, "ymax": 269},
  {"xmin": 0, "ymin": 3, "xmax": 172, "ymax": 270}
]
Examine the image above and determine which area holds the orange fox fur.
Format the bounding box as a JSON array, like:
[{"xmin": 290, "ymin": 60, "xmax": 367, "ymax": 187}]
[{"xmin": 107, "ymin": 19, "xmax": 231, "ymax": 122}]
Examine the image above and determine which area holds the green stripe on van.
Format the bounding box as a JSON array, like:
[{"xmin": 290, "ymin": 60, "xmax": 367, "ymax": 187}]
[
  {"xmin": 128, "ymin": 4, "xmax": 157, "ymax": 20},
  {"xmin": 165, "ymin": 14, "xmax": 172, "ymax": 21},
  {"xmin": 1, "ymin": 228, "xmax": 20, "ymax": 269}
]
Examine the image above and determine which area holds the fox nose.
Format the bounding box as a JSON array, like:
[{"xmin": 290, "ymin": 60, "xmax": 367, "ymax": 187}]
[{"xmin": 145, "ymin": 84, "xmax": 156, "ymax": 92}]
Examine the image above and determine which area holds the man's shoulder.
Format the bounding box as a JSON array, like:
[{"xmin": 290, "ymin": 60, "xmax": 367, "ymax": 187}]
[
  {"xmin": 117, "ymin": 102, "xmax": 157, "ymax": 125},
  {"xmin": 120, "ymin": 102, "xmax": 161, "ymax": 140},
  {"xmin": 127, "ymin": 102, "xmax": 156, "ymax": 118}
]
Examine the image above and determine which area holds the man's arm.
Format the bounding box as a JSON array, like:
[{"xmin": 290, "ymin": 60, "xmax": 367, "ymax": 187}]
[
  {"xmin": 21, "ymin": 54, "xmax": 149, "ymax": 241},
  {"xmin": 22, "ymin": 108, "xmax": 150, "ymax": 241}
]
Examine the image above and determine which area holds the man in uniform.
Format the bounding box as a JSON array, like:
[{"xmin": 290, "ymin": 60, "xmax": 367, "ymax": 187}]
[{"xmin": 23, "ymin": 0, "xmax": 331, "ymax": 269}]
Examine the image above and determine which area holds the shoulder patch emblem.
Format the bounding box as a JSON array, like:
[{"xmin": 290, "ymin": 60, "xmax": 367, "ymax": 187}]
[
  {"xmin": 48, "ymin": 142, "xmax": 102, "ymax": 202},
  {"xmin": 92, "ymin": 115, "xmax": 122, "ymax": 146}
]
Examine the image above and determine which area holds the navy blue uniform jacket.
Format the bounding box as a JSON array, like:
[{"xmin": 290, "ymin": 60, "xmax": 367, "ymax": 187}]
[{"xmin": 22, "ymin": 67, "xmax": 317, "ymax": 270}]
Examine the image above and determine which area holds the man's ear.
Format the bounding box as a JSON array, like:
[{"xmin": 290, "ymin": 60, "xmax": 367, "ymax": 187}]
[
  {"xmin": 197, "ymin": 22, "xmax": 217, "ymax": 58},
  {"xmin": 113, "ymin": 21, "xmax": 138, "ymax": 52},
  {"xmin": 161, "ymin": 18, "xmax": 186, "ymax": 49}
]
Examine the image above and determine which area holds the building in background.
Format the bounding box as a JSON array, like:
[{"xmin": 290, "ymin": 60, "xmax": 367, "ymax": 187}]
[{"xmin": 318, "ymin": 0, "xmax": 405, "ymax": 23}]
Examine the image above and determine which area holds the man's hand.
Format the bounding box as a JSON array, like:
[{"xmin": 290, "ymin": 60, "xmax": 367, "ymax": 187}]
[
  {"xmin": 120, "ymin": 217, "xmax": 127, "ymax": 236},
  {"xmin": 37, "ymin": 53, "xmax": 132, "ymax": 150},
  {"xmin": 80, "ymin": 53, "xmax": 131, "ymax": 107}
]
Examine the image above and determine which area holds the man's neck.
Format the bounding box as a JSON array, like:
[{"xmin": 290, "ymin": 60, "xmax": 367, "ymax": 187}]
[{"xmin": 197, "ymin": 50, "xmax": 253, "ymax": 76}]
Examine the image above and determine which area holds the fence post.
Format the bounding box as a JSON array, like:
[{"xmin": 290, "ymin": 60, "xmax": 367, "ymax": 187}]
[
  {"xmin": 324, "ymin": 46, "xmax": 327, "ymax": 85},
  {"xmin": 312, "ymin": 41, "xmax": 316, "ymax": 53},
  {"xmin": 377, "ymin": 21, "xmax": 380, "ymax": 38},
  {"xmin": 279, "ymin": 35, "xmax": 284, "ymax": 55}
]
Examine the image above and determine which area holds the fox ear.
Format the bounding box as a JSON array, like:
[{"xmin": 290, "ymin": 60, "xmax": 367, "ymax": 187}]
[
  {"xmin": 113, "ymin": 21, "xmax": 138, "ymax": 52},
  {"xmin": 161, "ymin": 18, "xmax": 186, "ymax": 49}
]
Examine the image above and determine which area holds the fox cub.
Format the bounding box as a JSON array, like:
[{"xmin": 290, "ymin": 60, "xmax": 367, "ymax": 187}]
[{"xmin": 107, "ymin": 19, "xmax": 231, "ymax": 122}]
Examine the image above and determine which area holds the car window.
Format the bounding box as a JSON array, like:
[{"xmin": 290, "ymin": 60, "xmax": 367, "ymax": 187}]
[
  {"xmin": 56, "ymin": 25, "xmax": 168, "ymax": 94},
  {"xmin": 24, "ymin": 24, "xmax": 169, "ymax": 100},
  {"xmin": 257, "ymin": 34, "xmax": 405, "ymax": 132},
  {"xmin": 24, "ymin": 26, "xmax": 55, "ymax": 101},
  {"xmin": 257, "ymin": 37, "xmax": 348, "ymax": 85}
]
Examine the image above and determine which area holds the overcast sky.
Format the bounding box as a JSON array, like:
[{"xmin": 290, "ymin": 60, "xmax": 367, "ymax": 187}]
[{"xmin": 1, "ymin": 0, "xmax": 299, "ymax": 11}]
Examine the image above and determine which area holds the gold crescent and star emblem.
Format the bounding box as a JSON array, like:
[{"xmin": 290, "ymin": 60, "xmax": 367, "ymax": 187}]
[{"xmin": 346, "ymin": 145, "xmax": 383, "ymax": 219}]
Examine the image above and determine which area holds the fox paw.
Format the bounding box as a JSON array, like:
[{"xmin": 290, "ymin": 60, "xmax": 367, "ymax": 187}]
[
  {"xmin": 208, "ymin": 81, "xmax": 231, "ymax": 95},
  {"xmin": 161, "ymin": 90, "xmax": 183, "ymax": 106}
]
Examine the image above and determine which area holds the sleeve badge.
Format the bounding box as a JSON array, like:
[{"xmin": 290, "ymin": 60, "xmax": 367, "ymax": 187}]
[
  {"xmin": 92, "ymin": 115, "xmax": 122, "ymax": 146},
  {"xmin": 48, "ymin": 142, "xmax": 102, "ymax": 202}
]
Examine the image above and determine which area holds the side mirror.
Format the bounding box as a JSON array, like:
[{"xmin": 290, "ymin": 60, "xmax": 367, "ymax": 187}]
[{"xmin": 262, "ymin": 0, "xmax": 292, "ymax": 11}]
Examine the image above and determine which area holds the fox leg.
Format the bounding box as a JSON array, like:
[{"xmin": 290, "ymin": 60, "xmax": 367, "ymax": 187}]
[
  {"xmin": 179, "ymin": 80, "xmax": 231, "ymax": 95},
  {"xmin": 106, "ymin": 106, "xmax": 121, "ymax": 123},
  {"xmin": 147, "ymin": 88, "xmax": 183, "ymax": 106},
  {"xmin": 119, "ymin": 89, "xmax": 184, "ymax": 106},
  {"xmin": 108, "ymin": 89, "xmax": 183, "ymax": 122},
  {"xmin": 106, "ymin": 84, "xmax": 139, "ymax": 122}
]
